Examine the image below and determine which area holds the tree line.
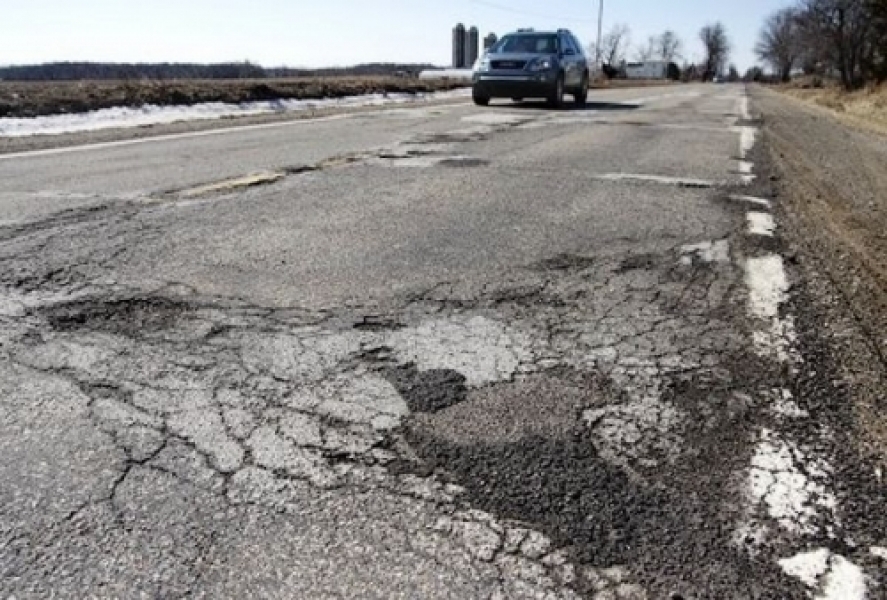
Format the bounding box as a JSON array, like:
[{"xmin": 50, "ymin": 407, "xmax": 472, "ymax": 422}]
[
  {"xmin": 756, "ymin": 0, "xmax": 887, "ymax": 88},
  {"xmin": 0, "ymin": 62, "xmax": 438, "ymax": 81},
  {"xmin": 596, "ymin": 22, "xmax": 733, "ymax": 82}
]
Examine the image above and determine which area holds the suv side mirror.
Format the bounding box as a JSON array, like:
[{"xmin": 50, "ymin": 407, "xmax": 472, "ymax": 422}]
[{"xmin": 563, "ymin": 48, "xmax": 576, "ymax": 56}]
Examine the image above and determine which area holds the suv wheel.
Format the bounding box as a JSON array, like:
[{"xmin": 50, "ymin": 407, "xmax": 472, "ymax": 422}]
[
  {"xmin": 574, "ymin": 73, "xmax": 588, "ymax": 106},
  {"xmin": 473, "ymin": 91, "xmax": 490, "ymax": 106},
  {"xmin": 547, "ymin": 74, "xmax": 564, "ymax": 109}
]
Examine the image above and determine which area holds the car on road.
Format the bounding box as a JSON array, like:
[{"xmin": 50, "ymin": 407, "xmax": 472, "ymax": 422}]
[{"xmin": 472, "ymin": 28, "xmax": 589, "ymax": 108}]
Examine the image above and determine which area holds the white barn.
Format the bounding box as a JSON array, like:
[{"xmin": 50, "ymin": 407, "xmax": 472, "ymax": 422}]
[{"xmin": 624, "ymin": 61, "xmax": 669, "ymax": 80}]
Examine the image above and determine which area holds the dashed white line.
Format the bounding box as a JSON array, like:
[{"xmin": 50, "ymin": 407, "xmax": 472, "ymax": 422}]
[
  {"xmin": 745, "ymin": 255, "xmax": 789, "ymax": 319},
  {"xmin": 747, "ymin": 212, "xmax": 776, "ymax": 237},
  {"xmin": 730, "ymin": 194, "xmax": 772, "ymax": 209}
]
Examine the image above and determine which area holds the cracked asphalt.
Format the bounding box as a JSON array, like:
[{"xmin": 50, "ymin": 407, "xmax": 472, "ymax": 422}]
[{"xmin": 1, "ymin": 84, "xmax": 885, "ymax": 598}]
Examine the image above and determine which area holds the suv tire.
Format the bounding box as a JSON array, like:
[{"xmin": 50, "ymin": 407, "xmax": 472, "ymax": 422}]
[
  {"xmin": 473, "ymin": 92, "xmax": 490, "ymax": 106},
  {"xmin": 547, "ymin": 74, "xmax": 564, "ymax": 109},
  {"xmin": 574, "ymin": 73, "xmax": 588, "ymax": 106}
]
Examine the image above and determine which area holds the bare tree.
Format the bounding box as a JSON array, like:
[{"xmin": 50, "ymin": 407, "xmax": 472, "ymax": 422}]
[
  {"xmin": 756, "ymin": 7, "xmax": 802, "ymax": 82},
  {"xmin": 634, "ymin": 36, "xmax": 658, "ymax": 61},
  {"xmin": 798, "ymin": 0, "xmax": 873, "ymax": 89},
  {"xmin": 657, "ymin": 30, "xmax": 684, "ymax": 63},
  {"xmin": 599, "ymin": 24, "xmax": 632, "ymax": 67},
  {"xmin": 699, "ymin": 22, "xmax": 731, "ymax": 80}
]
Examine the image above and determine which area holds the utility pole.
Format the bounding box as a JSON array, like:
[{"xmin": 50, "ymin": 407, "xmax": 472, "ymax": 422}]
[{"xmin": 595, "ymin": 0, "xmax": 604, "ymax": 70}]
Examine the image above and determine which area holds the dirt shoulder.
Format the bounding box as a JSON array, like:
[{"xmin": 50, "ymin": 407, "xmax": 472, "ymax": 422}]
[
  {"xmin": 777, "ymin": 83, "xmax": 887, "ymax": 137},
  {"xmin": 752, "ymin": 84, "xmax": 887, "ymax": 468}
]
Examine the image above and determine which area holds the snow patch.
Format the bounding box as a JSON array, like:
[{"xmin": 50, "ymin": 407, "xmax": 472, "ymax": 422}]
[{"xmin": 0, "ymin": 89, "xmax": 471, "ymax": 138}]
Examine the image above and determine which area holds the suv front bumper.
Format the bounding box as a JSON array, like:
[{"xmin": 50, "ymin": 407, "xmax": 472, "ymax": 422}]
[{"xmin": 473, "ymin": 73, "xmax": 557, "ymax": 98}]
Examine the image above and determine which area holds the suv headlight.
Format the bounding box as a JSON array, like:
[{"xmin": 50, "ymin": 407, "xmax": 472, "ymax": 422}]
[
  {"xmin": 528, "ymin": 58, "xmax": 554, "ymax": 72},
  {"xmin": 474, "ymin": 58, "xmax": 491, "ymax": 73}
]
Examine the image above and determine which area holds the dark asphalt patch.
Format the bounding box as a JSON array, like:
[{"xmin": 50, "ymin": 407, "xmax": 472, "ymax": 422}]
[
  {"xmin": 352, "ymin": 315, "xmax": 405, "ymax": 332},
  {"xmin": 535, "ymin": 253, "xmax": 596, "ymax": 272},
  {"xmin": 42, "ymin": 296, "xmax": 194, "ymax": 336},
  {"xmin": 384, "ymin": 364, "xmax": 467, "ymax": 414},
  {"xmin": 399, "ymin": 366, "xmax": 806, "ymax": 598},
  {"xmin": 436, "ymin": 157, "xmax": 489, "ymax": 168},
  {"xmin": 617, "ymin": 253, "xmax": 660, "ymax": 273},
  {"xmin": 409, "ymin": 131, "xmax": 488, "ymax": 143}
]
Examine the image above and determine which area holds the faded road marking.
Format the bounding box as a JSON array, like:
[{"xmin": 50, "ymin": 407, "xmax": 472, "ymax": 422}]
[{"xmin": 747, "ymin": 212, "xmax": 776, "ymax": 237}]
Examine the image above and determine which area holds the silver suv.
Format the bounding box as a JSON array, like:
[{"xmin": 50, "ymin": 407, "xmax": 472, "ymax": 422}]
[{"xmin": 472, "ymin": 28, "xmax": 589, "ymax": 108}]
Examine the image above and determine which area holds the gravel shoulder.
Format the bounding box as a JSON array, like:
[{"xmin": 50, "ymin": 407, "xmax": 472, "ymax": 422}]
[{"xmin": 752, "ymin": 84, "xmax": 887, "ymax": 471}]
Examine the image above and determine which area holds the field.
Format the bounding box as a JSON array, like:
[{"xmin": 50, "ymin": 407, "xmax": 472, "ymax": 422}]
[
  {"xmin": 779, "ymin": 79, "xmax": 887, "ymax": 135},
  {"xmin": 0, "ymin": 76, "xmax": 467, "ymax": 119}
]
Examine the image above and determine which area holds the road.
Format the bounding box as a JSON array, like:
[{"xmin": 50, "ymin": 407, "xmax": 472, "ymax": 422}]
[{"xmin": 1, "ymin": 84, "xmax": 884, "ymax": 598}]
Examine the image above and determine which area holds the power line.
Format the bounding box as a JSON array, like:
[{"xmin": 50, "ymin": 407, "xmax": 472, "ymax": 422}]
[{"xmin": 467, "ymin": 0, "xmax": 597, "ymax": 25}]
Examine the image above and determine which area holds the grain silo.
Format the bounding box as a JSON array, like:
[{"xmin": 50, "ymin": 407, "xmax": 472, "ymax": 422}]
[
  {"xmin": 452, "ymin": 23, "xmax": 466, "ymax": 68},
  {"xmin": 466, "ymin": 27, "xmax": 480, "ymax": 67}
]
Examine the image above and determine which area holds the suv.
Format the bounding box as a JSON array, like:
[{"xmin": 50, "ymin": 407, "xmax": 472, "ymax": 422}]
[{"xmin": 472, "ymin": 28, "xmax": 589, "ymax": 108}]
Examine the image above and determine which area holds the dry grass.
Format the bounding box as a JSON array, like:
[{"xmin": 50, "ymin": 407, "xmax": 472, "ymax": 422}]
[
  {"xmin": 0, "ymin": 76, "xmax": 466, "ymax": 119},
  {"xmin": 779, "ymin": 79, "xmax": 887, "ymax": 135}
]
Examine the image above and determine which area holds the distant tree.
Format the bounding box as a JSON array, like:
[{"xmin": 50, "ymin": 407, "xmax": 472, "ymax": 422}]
[
  {"xmin": 728, "ymin": 64, "xmax": 741, "ymax": 81},
  {"xmin": 634, "ymin": 36, "xmax": 658, "ymax": 61},
  {"xmin": 798, "ymin": 0, "xmax": 873, "ymax": 89},
  {"xmin": 756, "ymin": 7, "xmax": 802, "ymax": 82},
  {"xmin": 744, "ymin": 66, "xmax": 765, "ymax": 81},
  {"xmin": 657, "ymin": 30, "xmax": 684, "ymax": 63},
  {"xmin": 699, "ymin": 22, "xmax": 731, "ymax": 80},
  {"xmin": 599, "ymin": 24, "xmax": 632, "ymax": 67}
]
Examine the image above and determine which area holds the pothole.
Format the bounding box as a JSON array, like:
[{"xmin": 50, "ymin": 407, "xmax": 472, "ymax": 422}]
[
  {"xmin": 534, "ymin": 253, "xmax": 595, "ymax": 272},
  {"xmin": 437, "ymin": 157, "xmax": 489, "ymax": 168},
  {"xmin": 43, "ymin": 296, "xmax": 195, "ymax": 336},
  {"xmin": 174, "ymin": 171, "xmax": 286, "ymax": 199}
]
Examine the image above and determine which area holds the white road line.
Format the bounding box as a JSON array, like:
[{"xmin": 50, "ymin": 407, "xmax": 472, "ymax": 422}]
[
  {"xmin": 730, "ymin": 194, "xmax": 772, "ymax": 209},
  {"xmin": 747, "ymin": 212, "xmax": 776, "ymax": 237},
  {"xmin": 780, "ymin": 550, "xmax": 867, "ymax": 600},
  {"xmin": 745, "ymin": 255, "xmax": 789, "ymax": 319}
]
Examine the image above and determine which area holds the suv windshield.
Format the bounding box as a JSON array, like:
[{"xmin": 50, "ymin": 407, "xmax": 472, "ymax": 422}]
[{"xmin": 492, "ymin": 34, "xmax": 558, "ymax": 54}]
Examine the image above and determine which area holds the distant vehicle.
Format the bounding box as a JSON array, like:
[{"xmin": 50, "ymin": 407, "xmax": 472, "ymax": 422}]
[{"xmin": 472, "ymin": 28, "xmax": 589, "ymax": 108}]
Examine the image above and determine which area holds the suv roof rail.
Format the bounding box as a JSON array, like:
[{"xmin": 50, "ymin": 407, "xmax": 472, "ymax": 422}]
[
  {"xmin": 557, "ymin": 28, "xmax": 570, "ymax": 34},
  {"xmin": 516, "ymin": 28, "xmax": 534, "ymax": 32}
]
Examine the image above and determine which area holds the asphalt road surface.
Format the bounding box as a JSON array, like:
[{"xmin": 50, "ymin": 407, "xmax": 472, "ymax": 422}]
[{"xmin": 1, "ymin": 84, "xmax": 884, "ymax": 598}]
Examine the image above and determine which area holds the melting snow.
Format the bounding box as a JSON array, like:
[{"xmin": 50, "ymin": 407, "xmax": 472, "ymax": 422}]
[{"xmin": 0, "ymin": 89, "xmax": 471, "ymax": 138}]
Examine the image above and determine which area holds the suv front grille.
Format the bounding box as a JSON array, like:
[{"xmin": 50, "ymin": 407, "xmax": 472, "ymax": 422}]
[{"xmin": 491, "ymin": 60, "xmax": 527, "ymax": 70}]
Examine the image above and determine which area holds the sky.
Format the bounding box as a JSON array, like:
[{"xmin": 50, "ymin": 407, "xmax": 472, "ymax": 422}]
[{"xmin": 1, "ymin": 0, "xmax": 793, "ymax": 71}]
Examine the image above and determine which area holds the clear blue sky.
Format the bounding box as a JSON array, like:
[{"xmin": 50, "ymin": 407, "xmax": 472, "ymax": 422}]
[{"xmin": 2, "ymin": 0, "xmax": 791, "ymax": 70}]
